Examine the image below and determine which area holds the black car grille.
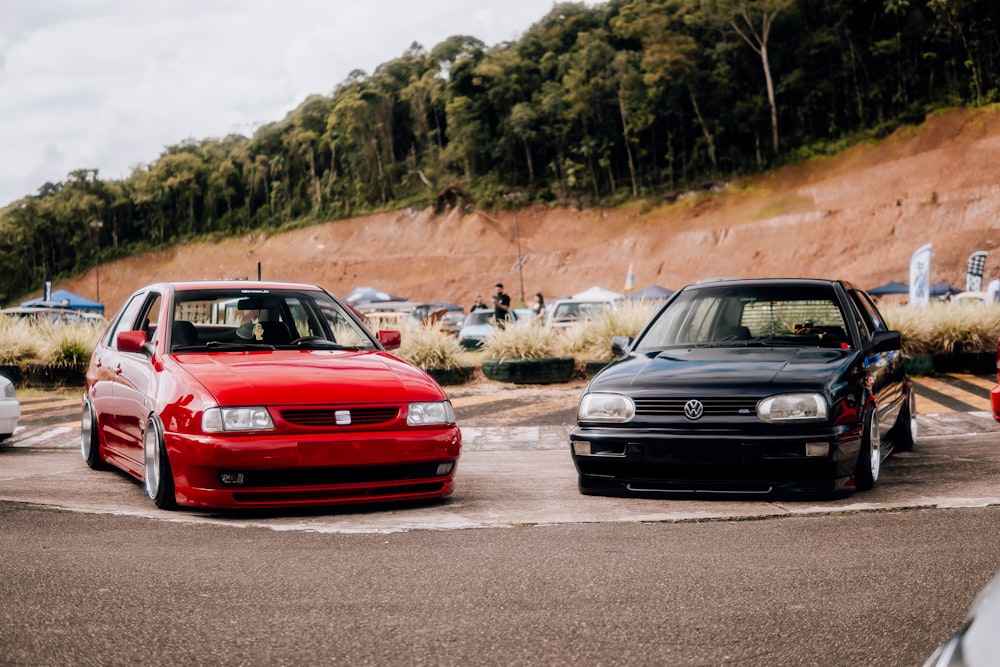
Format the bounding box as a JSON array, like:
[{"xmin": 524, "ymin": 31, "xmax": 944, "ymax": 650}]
[
  {"xmin": 280, "ymin": 407, "xmax": 400, "ymax": 427},
  {"xmin": 633, "ymin": 398, "xmax": 757, "ymax": 417}
]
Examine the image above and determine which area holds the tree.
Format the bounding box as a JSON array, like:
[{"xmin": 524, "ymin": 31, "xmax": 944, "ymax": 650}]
[{"xmin": 704, "ymin": 0, "xmax": 793, "ymax": 155}]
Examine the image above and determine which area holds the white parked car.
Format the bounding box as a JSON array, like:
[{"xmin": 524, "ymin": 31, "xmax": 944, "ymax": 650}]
[
  {"xmin": 0, "ymin": 375, "xmax": 20, "ymax": 441},
  {"xmin": 950, "ymin": 291, "xmax": 992, "ymax": 306},
  {"xmin": 544, "ymin": 298, "xmax": 616, "ymax": 329}
]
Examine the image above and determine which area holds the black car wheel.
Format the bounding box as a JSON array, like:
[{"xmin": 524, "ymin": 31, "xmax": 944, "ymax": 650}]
[
  {"xmin": 143, "ymin": 415, "xmax": 177, "ymax": 510},
  {"xmin": 890, "ymin": 388, "xmax": 917, "ymax": 452},
  {"xmin": 854, "ymin": 407, "xmax": 881, "ymax": 491},
  {"xmin": 80, "ymin": 400, "xmax": 107, "ymax": 470}
]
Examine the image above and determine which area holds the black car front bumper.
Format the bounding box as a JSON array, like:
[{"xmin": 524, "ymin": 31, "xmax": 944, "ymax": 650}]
[{"xmin": 570, "ymin": 425, "xmax": 863, "ymax": 499}]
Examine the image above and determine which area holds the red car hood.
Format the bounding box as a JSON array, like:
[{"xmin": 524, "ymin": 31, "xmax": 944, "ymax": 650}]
[{"xmin": 171, "ymin": 350, "xmax": 446, "ymax": 406}]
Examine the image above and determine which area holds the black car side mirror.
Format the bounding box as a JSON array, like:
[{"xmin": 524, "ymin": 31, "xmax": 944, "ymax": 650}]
[
  {"xmin": 611, "ymin": 336, "xmax": 633, "ymax": 356},
  {"xmin": 867, "ymin": 330, "xmax": 902, "ymax": 354}
]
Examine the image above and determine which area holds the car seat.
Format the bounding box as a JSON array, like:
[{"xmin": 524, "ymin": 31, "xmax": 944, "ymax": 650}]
[
  {"xmin": 171, "ymin": 320, "xmax": 198, "ymax": 349},
  {"xmin": 716, "ymin": 325, "xmax": 752, "ymax": 340},
  {"xmin": 258, "ymin": 321, "xmax": 292, "ymax": 345}
]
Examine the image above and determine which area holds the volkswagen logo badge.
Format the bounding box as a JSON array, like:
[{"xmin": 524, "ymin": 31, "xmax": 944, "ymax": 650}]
[{"xmin": 684, "ymin": 399, "xmax": 704, "ymax": 420}]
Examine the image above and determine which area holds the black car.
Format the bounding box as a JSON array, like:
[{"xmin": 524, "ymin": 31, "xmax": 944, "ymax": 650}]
[{"xmin": 571, "ymin": 278, "xmax": 916, "ymax": 498}]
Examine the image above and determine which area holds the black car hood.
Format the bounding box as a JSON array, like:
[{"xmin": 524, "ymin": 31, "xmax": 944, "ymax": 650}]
[{"xmin": 590, "ymin": 346, "xmax": 858, "ymax": 395}]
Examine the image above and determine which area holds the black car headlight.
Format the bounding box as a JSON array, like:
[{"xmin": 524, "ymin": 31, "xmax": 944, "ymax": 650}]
[
  {"xmin": 757, "ymin": 393, "xmax": 828, "ymax": 423},
  {"xmin": 578, "ymin": 393, "xmax": 635, "ymax": 423}
]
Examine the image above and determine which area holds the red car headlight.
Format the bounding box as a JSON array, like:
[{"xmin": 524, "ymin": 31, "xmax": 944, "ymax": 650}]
[
  {"xmin": 202, "ymin": 407, "xmax": 275, "ymax": 432},
  {"xmin": 406, "ymin": 401, "xmax": 455, "ymax": 426}
]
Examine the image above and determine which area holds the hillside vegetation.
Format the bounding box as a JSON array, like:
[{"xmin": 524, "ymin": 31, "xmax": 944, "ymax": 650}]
[
  {"xmin": 55, "ymin": 106, "xmax": 1000, "ymax": 315},
  {"xmin": 3, "ymin": 0, "xmax": 1000, "ymax": 308}
]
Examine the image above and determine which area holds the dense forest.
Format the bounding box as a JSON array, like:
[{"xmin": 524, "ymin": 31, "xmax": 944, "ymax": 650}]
[{"xmin": 2, "ymin": 0, "xmax": 999, "ymax": 305}]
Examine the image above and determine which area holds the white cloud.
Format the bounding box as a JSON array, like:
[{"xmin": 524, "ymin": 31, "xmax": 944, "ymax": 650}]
[{"xmin": 0, "ymin": 0, "xmax": 566, "ymax": 207}]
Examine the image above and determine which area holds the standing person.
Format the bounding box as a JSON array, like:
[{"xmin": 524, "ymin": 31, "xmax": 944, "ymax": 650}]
[
  {"xmin": 530, "ymin": 292, "xmax": 546, "ymax": 321},
  {"xmin": 492, "ymin": 283, "xmax": 512, "ymax": 326},
  {"xmin": 470, "ymin": 294, "xmax": 490, "ymax": 311}
]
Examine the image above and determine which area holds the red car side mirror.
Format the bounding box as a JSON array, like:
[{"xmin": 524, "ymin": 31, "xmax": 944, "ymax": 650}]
[
  {"xmin": 377, "ymin": 330, "xmax": 401, "ymax": 350},
  {"xmin": 117, "ymin": 330, "xmax": 148, "ymax": 353}
]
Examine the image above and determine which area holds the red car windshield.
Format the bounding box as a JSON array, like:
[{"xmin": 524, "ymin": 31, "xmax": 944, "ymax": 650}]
[{"xmin": 169, "ymin": 288, "xmax": 378, "ymax": 351}]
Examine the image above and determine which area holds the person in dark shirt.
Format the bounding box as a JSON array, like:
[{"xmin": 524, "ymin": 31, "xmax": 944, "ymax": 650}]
[
  {"xmin": 492, "ymin": 283, "xmax": 511, "ymax": 325},
  {"xmin": 470, "ymin": 295, "xmax": 490, "ymax": 311}
]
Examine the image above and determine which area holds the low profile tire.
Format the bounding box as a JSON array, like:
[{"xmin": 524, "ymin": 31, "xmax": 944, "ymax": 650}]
[
  {"xmin": 81, "ymin": 400, "xmax": 107, "ymax": 470},
  {"xmin": 143, "ymin": 415, "xmax": 177, "ymax": 510},
  {"xmin": 854, "ymin": 407, "xmax": 882, "ymax": 491},
  {"xmin": 890, "ymin": 388, "xmax": 917, "ymax": 453}
]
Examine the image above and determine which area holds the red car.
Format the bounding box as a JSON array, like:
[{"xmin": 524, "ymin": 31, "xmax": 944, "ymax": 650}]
[
  {"xmin": 993, "ymin": 340, "xmax": 1000, "ymax": 421},
  {"xmin": 81, "ymin": 281, "xmax": 461, "ymax": 510}
]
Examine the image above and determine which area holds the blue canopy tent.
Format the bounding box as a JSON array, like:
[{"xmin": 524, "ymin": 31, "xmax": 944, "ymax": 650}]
[
  {"xmin": 627, "ymin": 284, "xmax": 673, "ymax": 301},
  {"xmin": 930, "ymin": 282, "xmax": 961, "ymax": 297},
  {"xmin": 21, "ymin": 289, "xmax": 104, "ymax": 314},
  {"xmin": 867, "ymin": 281, "xmax": 909, "ymax": 296}
]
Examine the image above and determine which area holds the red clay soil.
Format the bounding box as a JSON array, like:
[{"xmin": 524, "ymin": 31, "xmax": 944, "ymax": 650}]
[{"xmin": 60, "ymin": 107, "xmax": 1000, "ymax": 315}]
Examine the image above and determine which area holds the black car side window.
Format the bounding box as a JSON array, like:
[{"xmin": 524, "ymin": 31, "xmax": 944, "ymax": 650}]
[
  {"xmin": 855, "ymin": 291, "xmax": 888, "ymax": 332},
  {"xmin": 847, "ymin": 291, "xmax": 880, "ymax": 343}
]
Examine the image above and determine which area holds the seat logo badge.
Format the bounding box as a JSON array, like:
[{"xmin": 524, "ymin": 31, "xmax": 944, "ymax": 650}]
[{"xmin": 684, "ymin": 399, "xmax": 704, "ymax": 420}]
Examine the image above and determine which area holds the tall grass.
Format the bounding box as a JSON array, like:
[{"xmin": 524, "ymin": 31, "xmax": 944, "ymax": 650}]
[
  {"xmin": 396, "ymin": 320, "xmax": 467, "ymax": 370},
  {"xmin": 883, "ymin": 302, "xmax": 1000, "ymax": 356},
  {"xmin": 35, "ymin": 320, "xmax": 105, "ymax": 367},
  {"xmin": 0, "ymin": 318, "xmax": 104, "ymax": 368},
  {"xmin": 480, "ymin": 321, "xmax": 564, "ymax": 360},
  {"xmin": 0, "ymin": 316, "xmax": 41, "ymax": 364},
  {"xmin": 556, "ymin": 300, "xmax": 659, "ymax": 361}
]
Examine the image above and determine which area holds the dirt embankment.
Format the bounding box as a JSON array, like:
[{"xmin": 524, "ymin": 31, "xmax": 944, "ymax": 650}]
[{"xmin": 61, "ymin": 107, "xmax": 1000, "ymax": 315}]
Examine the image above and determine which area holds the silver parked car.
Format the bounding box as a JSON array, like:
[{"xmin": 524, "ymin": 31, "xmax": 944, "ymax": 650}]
[
  {"xmin": 923, "ymin": 571, "xmax": 1000, "ymax": 667},
  {"xmin": 0, "ymin": 375, "xmax": 20, "ymax": 441}
]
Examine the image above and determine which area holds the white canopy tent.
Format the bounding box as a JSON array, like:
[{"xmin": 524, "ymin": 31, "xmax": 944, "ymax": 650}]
[{"xmin": 572, "ymin": 286, "xmax": 624, "ymax": 301}]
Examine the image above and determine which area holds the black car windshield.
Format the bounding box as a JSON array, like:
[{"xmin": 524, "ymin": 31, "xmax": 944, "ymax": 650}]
[
  {"xmin": 169, "ymin": 288, "xmax": 377, "ymax": 352},
  {"xmin": 634, "ymin": 283, "xmax": 851, "ymax": 351}
]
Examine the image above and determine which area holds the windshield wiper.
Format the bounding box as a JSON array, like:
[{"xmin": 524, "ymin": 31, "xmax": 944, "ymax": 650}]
[
  {"xmin": 293, "ymin": 338, "xmax": 362, "ymax": 350},
  {"xmin": 199, "ymin": 340, "xmax": 277, "ymax": 350}
]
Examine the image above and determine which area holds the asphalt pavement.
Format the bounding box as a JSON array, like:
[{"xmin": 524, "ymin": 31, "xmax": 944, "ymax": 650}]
[{"xmin": 1, "ymin": 373, "xmax": 998, "ymax": 533}]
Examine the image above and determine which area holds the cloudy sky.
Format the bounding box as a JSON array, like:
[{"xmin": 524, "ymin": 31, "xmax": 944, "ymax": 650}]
[{"xmin": 0, "ymin": 1, "xmax": 575, "ymax": 208}]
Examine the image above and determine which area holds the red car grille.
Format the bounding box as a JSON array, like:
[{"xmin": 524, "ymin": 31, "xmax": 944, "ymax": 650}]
[
  {"xmin": 280, "ymin": 407, "xmax": 400, "ymax": 426},
  {"xmin": 233, "ymin": 482, "xmax": 447, "ymax": 504}
]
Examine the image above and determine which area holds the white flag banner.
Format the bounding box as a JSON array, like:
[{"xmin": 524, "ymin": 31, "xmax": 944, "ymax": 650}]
[
  {"xmin": 909, "ymin": 243, "xmax": 932, "ymax": 306},
  {"xmin": 966, "ymin": 250, "xmax": 988, "ymax": 292},
  {"xmin": 624, "ymin": 263, "xmax": 635, "ymax": 292}
]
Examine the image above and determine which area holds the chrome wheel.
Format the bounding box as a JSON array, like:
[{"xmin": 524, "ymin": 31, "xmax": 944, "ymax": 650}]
[
  {"xmin": 142, "ymin": 416, "xmax": 177, "ymax": 510},
  {"xmin": 143, "ymin": 418, "xmax": 161, "ymax": 500},
  {"xmin": 81, "ymin": 400, "xmax": 105, "ymax": 470},
  {"xmin": 80, "ymin": 403, "xmax": 93, "ymax": 461},
  {"xmin": 867, "ymin": 408, "xmax": 881, "ymax": 483}
]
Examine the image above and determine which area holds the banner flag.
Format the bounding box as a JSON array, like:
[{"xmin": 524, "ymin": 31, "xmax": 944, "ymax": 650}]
[
  {"xmin": 624, "ymin": 263, "xmax": 635, "ymax": 293},
  {"xmin": 966, "ymin": 251, "xmax": 988, "ymax": 292},
  {"xmin": 909, "ymin": 244, "xmax": 932, "ymax": 306}
]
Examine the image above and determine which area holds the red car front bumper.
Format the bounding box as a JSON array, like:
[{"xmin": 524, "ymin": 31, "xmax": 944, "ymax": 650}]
[{"xmin": 165, "ymin": 427, "xmax": 461, "ymax": 509}]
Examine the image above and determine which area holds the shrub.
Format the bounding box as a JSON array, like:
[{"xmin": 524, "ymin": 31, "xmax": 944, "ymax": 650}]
[
  {"xmin": 0, "ymin": 317, "xmax": 41, "ymax": 364},
  {"xmin": 883, "ymin": 302, "xmax": 1000, "ymax": 356},
  {"xmin": 480, "ymin": 321, "xmax": 563, "ymax": 360},
  {"xmin": 36, "ymin": 320, "xmax": 105, "ymax": 368},
  {"xmin": 396, "ymin": 321, "xmax": 466, "ymax": 370},
  {"xmin": 556, "ymin": 300, "xmax": 658, "ymax": 361}
]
